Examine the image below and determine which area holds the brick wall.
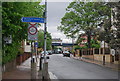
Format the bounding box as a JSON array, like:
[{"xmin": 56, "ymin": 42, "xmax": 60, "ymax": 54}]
[{"xmin": 2, "ymin": 59, "xmax": 16, "ymax": 73}]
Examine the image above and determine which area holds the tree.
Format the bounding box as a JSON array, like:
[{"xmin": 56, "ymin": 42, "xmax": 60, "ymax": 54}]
[
  {"xmin": 2, "ymin": 2, "xmax": 44, "ymax": 64},
  {"xmin": 97, "ymin": 2, "xmax": 120, "ymax": 49},
  {"xmin": 38, "ymin": 30, "xmax": 44, "ymax": 49},
  {"xmin": 38, "ymin": 30, "xmax": 52, "ymax": 50},
  {"xmin": 58, "ymin": 1, "xmax": 111, "ymax": 48},
  {"xmin": 46, "ymin": 32, "xmax": 52, "ymax": 50},
  {"xmin": 91, "ymin": 39, "xmax": 100, "ymax": 48},
  {"xmin": 108, "ymin": 2, "xmax": 120, "ymax": 55}
]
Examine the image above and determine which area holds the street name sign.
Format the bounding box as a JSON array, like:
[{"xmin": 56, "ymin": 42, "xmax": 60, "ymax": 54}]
[
  {"xmin": 28, "ymin": 23, "xmax": 38, "ymax": 40},
  {"xmin": 21, "ymin": 17, "xmax": 44, "ymax": 23}
]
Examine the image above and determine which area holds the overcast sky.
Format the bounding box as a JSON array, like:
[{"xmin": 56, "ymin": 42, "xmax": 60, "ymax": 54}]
[
  {"xmin": 39, "ymin": 0, "xmax": 119, "ymax": 43},
  {"xmin": 40, "ymin": 2, "xmax": 72, "ymax": 43},
  {"xmin": 47, "ymin": 2, "xmax": 71, "ymax": 43}
]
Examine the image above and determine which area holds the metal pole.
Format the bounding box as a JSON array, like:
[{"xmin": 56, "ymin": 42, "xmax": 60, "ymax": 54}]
[
  {"xmin": 36, "ymin": 46, "xmax": 37, "ymax": 62},
  {"xmin": 103, "ymin": 40, "xmax": 105, "ymax": 65},
  {"xmin": 42, "ymin": 0, "xmax": 49, "ymax": 80},
  {"xmin": 31, "ymin": 41, "xmax": 33, "ymax": 63},
  {"xmin": 44, "ymin": 0, "xmax": 47, "ymax": 63}
]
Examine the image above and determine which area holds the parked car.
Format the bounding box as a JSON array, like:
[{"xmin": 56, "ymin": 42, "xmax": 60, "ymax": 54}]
[
  {"xmin": 63, "ymin": 51, "xmax": 70, "ymax": 57},
  {"xmin": 48, "ymin": 50, "xmax": 52, "ymax": 55},
  {"xmin": 41, "ymin": 51, "xmax": 49, "ymax": 57},
  {"xmin": 55, "ymin": 49, "xmax": 63, "ymax": 54},
  {"xmin": 40, "ymin": 51, "xmax": 50, "ymax": 59}
]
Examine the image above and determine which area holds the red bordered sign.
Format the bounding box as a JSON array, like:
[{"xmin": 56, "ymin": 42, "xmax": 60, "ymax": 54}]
[
  {"xmin": 28, "ymin": 26, "xmax": 37, "ymax": 35},
  {"xmin": 28, "ymin": 23, "xmax": 38, "ymax": 35}
]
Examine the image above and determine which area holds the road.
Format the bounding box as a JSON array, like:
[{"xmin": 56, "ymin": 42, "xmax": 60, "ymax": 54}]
[{"xmin": 48, "ymin": 54, "xmax": 118, "ymax": 79}]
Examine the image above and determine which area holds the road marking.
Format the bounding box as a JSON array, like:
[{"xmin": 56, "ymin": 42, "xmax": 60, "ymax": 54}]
[{"xmin": 49, "ymin": 72, "xmax": 58, "ymax": 79}]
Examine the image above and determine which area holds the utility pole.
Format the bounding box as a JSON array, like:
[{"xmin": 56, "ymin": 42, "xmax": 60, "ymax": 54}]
[
  {"xmin": 44, "ymin": 0, "xmax": 47, "ymax": 64},
  {"xmin": 42, "ymin": 0, "xmax": 49, "ymax": 80}
]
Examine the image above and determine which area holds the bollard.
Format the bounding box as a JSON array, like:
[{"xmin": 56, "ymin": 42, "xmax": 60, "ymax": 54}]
[
  {"xmin": 20, "ymin": 54, "xmax": 22, "ymax": 64},
  {"xmin": 39, "ymin": 57, "xmax": 42, "ymax": 70},
  {"xmin": 103, "ymin": 55, "xmax": 105, "ymax": 65}
]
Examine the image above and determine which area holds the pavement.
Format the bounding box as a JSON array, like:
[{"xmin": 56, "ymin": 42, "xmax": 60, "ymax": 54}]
[
  {"xmin": 2, "ymin": 56, "xmax": 56, "ymax": 80},
  {"xmin": 2, "ymin": 58, "xmax": 31, "ymax": 79},
  {"xmin": 71, "ymin": 56, "xmax": 119, "ymax": 71}
]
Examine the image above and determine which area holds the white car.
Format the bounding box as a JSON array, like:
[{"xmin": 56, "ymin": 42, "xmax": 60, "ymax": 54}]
[
  {"xmin": 41, "ymin": 51, "xmax": 50, "ymax": 57},
  {"xmin": 41, "ymin": 51, "xmax": 49, "ymax": 56}
]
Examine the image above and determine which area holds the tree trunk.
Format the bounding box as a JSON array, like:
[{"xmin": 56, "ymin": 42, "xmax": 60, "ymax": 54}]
[{"xmin": 87, "ymin": 30, "xmax": 91, "ymax": 48}]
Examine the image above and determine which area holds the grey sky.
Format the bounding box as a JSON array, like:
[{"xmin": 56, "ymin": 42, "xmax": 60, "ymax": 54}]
[
  {"xmin": 39, "ymin": 0, "xmax": 119, "ymax": 43},
  {"xmin": 47, "ymin": 2, "xmax": 72, "ymax": 43}
]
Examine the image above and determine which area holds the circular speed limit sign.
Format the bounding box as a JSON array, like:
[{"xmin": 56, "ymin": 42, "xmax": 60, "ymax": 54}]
[{"xmin": 28, "ymin": 26, "xmax": 37, "ymax": 35}]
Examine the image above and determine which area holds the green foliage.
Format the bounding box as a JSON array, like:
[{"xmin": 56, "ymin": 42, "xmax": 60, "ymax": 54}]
[
  {"xmin": 91, "ymin": 39, "xmax": 100, "ymax": 48},
  {"xmin": 2, "ymin": 2, "xmax": 44, "ymax": 64},
  {"xmin": 38, "ymin": 30, "xmax": 44, "ymax": 48},
  {"xmin": 97, "ymin": 2, "xmax": 120, "ymax": 50},
  {"xmin": 38, "ymin": 30, "xmax": 52, "ymax": 50},
  {"xmin": 75, "ymin": 39, "xmax": 100, "ymax": 50},
  {"xmin": 2, "ymin": 42, "xmax": 20, "ymax": 64},
  {"xmin": 58, "ymin": 2, "xmax": 110, "ymax": 36},
  {"xmin": 58, "ymin": 1, "xmax": 111, "ymax": 48},
  {"xmin": 74, "ymin": 45, "xmax": 88, "ymax": 50},
  {"xmin": 76, "ymin": 37, "xmax": 85, "ymax": 44},
  {"xmin": 107, "ymin": 2, "xmax": 120, "ymax": 50}
]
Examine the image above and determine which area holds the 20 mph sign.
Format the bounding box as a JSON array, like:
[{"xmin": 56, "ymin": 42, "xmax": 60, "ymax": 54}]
[{"xmin": 28, "ymin": 23, "xmax": 38, "ymax": 40}]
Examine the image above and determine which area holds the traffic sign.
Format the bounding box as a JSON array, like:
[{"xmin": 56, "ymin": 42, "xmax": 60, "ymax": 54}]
[
  {"xmin": 28, "ymin": 23, "xmax": 38, "ymax": 40},
  {"xmin": 21, "ymin": 17, "xmax": 44, "ymax": 23},
  {"xmin": 28, "ymin": 26, "xmax": 37, "ymax": 35},
  {"xmin": 34, "ymin": 42, "xmax": 38, "ymax": 47}
]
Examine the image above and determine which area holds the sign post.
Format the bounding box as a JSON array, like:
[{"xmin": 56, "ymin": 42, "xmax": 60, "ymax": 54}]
[
  {"xmin": 21, "ymin": 17, "xmax": 46, "ymax": 79},
  {"xmin": 34, "ymin": 42, "xmax": 38, "ymax": 62}
]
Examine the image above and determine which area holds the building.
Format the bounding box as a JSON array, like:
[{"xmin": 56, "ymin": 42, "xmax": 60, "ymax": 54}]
[{"xmin": 78, "ymin": 34, "xmax": 95, "ymax": 47}]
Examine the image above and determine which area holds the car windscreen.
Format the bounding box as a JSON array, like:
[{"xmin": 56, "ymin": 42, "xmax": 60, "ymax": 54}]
[
  {"xmin": 63, "ymin": 51, "xmax": 69, "ymax": 53},
  {"xmin": 41, "ymin": 51, "xmax": 48, "ymax": 54}
]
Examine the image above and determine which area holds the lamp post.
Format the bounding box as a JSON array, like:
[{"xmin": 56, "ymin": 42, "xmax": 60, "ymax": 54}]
[
  {"xmin": 39, "ymin": 0, "xmax": 48, "ymax": 79},
  {"xmin": 43, "ymin": 0, "xmax": 49, "ymax": 80},
  {"xmin": 43, "ymin": 0, "xmax": 47, "ymax": 64}
]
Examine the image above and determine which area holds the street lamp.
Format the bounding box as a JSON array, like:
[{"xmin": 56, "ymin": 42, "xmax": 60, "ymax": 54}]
[
  {"xmin": 43, "ymin": 0, "xmax": 47, "ymax": 63},
  {"xmin": 39, "ymin": 0, "xmax": 47, "ymax": 63},
  {"xmin": 39, "ymin": 0, "xmax": 48, "ymax": 79}
]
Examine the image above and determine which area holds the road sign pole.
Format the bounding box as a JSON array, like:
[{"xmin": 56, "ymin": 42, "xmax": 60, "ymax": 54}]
[
  {"xmin": 44, "ymin": 0, "xmax": 47, "ymax": 64},
  {"xmin": 42, "ymin": 0, "xmax": 49, "ymax": 80}
]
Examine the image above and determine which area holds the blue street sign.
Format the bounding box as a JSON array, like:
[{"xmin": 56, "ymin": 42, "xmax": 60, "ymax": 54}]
[
  {"xmin": 21, "ymin": 17, "xmax": 44, "ymax": 23},
  {"xmin": 34, "ymin": 42, "xmax": 38, "ymax": 47}
]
